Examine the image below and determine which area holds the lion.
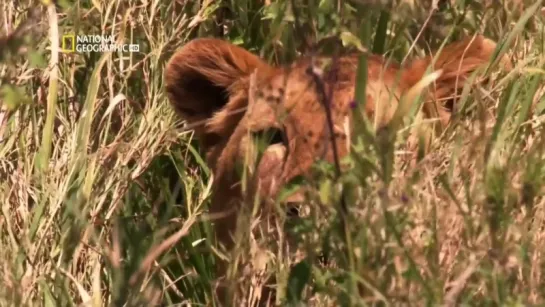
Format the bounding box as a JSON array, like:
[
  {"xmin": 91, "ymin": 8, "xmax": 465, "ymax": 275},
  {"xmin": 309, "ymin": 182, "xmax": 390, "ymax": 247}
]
[{"xmin": 164, "ymin": 34, "xmax": 508, "ymax": 303}]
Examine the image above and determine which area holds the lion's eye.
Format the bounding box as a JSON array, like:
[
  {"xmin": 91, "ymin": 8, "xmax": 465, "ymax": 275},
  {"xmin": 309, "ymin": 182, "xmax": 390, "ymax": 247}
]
[
  {"xmin": 444, "ymin": 97, "xmax": 455, "ymax": 112},
  {"xmin": 251, "ymin": 127, "xmax": 286, "ymax": 147},
  {"xmin": 250, "ymin": 127, "xmax": 289, "ymax": 171}
]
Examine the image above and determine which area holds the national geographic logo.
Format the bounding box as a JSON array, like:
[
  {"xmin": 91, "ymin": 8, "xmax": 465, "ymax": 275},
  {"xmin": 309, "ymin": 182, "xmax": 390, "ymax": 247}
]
[
  {"xmin": 62, "ymin": 34, "xmax": 75, "ymax": 52},
  {"xmin": 61, "ymin": 34, "xmax": 139, "ymax": 53}
]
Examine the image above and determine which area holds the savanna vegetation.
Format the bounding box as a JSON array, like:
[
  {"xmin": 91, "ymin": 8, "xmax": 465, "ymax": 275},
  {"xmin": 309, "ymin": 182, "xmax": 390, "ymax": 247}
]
[{"xmin": 1, "ymin": 0, "xmax": 544, "ymax": 306}]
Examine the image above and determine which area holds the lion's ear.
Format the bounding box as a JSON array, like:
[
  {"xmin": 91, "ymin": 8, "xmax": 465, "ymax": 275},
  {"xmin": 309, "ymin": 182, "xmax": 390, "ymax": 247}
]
[{"xmin": 164, "ymin": 38, "xmax": 268, "ymax": 136}]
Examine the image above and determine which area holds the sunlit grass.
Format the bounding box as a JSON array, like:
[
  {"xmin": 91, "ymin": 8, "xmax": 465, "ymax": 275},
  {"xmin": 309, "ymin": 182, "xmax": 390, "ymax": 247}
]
[{"xmin": 0, "ymin": 0, "xmax": 544, "ymax": 306}]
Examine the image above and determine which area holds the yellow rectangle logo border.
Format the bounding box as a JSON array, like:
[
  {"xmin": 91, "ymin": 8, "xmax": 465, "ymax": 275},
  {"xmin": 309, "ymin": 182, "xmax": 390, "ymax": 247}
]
[{"xmin": 61, "ymin": 34, "xmax": 75, "ymax": 53}]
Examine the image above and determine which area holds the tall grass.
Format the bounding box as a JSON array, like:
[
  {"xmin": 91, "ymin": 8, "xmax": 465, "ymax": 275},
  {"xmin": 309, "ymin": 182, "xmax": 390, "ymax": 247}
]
[{"xmin": 0, "ymin": 0, "xmax": 544, "ymax": 306}]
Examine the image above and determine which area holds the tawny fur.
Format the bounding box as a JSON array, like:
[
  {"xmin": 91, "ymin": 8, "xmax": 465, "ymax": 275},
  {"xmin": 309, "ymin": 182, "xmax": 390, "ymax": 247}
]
[{"xmin": 164, "ymin": 35, "xmax": 509, "ymax": 301}]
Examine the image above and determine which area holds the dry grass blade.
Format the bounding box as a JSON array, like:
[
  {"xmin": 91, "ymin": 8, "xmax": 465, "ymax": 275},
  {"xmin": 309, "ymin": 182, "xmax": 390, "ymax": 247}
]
[
  {"xmin": 443, "ymin": 257, "xmax": 481, "ymax": 307},
  {"xmin": 35, "ymin": 3, "xmax": 59, "ymax": 175},
  {"xmin": 128, "ymin": 215, "xmax": 197, "ymax": 286}
]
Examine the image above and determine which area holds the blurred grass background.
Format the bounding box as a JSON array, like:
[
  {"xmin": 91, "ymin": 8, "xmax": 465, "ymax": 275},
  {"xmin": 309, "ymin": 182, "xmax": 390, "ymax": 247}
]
[{"xmin": 1, "ymin": 0, "xmax": 545, "ymax": 305}]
